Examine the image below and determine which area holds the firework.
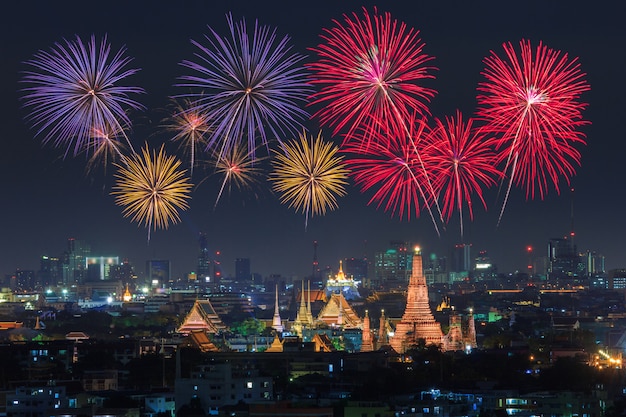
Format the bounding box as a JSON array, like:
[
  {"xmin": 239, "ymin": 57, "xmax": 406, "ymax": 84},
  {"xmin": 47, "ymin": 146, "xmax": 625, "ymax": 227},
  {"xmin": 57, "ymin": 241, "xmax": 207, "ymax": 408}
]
[
  {"xmin": 476, "ymin": 39, "xmax": 590, "ymax": 220},
  {"xmin": 423, "ymin": 111, "xmax": 502, "ymax": 237},
  {"xmin": 112, "ymin": 144, "xmax": 193, "ymax": 240},
  {"xmin": 86, "ymin": 122, "xmax": 128, "ymax": 172},
  {"xmin": 161, "ymin": 98, "xmax": 211, "ymax": 177},
  {"xmin": 178, "ymin": 14, "xmax": 311, "ymax": 159},
  {"xmin": 344, "ymin": 118, "xmax": 437, "ymax": 226},
  {"xmin": 308, "ymin": 7, "xmax": 436, "ymax": 145},
  {"xmin": 212, "ymin": 144, "xmax": 265, "ymax": 209},
  {"xmin": 270, "ymin": 131, "xmax": 349, "ymax": 227},
  {"xmin": 22, "ymin": 35, "xmax": 144, "ymax": 158}
]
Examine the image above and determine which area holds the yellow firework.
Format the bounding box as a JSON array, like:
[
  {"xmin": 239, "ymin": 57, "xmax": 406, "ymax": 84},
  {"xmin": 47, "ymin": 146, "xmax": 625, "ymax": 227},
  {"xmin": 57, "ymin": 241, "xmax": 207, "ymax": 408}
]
[
  {"xmin": 270, "ymin": 131, "xmax": 349, "ymax": 226},
  {"xmin": 162, "ymin": 98, "xmax": 211, "ymax": 177},
  {"xmin": 112, "ymin": 144, "xmax": 193, "ymax": 240},
  {"xmin": 213, "ymin": 144, "xmax": 264, "ymax": 208}
]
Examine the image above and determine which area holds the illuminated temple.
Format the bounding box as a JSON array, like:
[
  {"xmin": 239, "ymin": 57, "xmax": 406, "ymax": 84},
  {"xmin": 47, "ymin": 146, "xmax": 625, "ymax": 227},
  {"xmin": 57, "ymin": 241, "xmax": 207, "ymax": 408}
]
[
  {"xmin": 389, "ymin": 247, "xmax": 444, "ymax": 353},
  {"xmin": 325, "ymin": 260, "xmax": 360, "ymax": 300},
  {"xmin": 389, "ymin": 247, "xmax": 477, "ymax": 353},
  {"xmin": 177, "ymin": 299, "xmax": 227, "ymax": 335}
]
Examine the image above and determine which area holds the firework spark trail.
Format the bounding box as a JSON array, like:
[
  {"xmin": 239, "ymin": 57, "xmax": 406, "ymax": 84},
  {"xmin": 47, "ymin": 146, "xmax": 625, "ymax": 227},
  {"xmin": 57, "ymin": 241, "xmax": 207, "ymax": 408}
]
[
  {"xmin": 270, "ymin": 131, "xmax": 350, "ymax": 228},
  {"xmin": 22, "ymin": 35, "xmax": 144, "ymax": 160},
  {"xmin": 178, "ymin": 14, "xmax": 311, "ymax": 161},
  {"xmin": 476, "ymin": 39, "xmax": 590, "ymax": 225}
]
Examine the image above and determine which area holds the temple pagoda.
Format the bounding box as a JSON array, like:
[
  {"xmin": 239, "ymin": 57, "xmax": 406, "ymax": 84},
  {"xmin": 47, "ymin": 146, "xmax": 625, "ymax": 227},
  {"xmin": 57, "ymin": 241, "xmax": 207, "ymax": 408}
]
[
  {"xmin": 360, "ymin": 310, "xmax": 374, "ymax": 352},
  {"xmin": 390, "ymin": 247, "xmax": 443, "ymax": 353}
]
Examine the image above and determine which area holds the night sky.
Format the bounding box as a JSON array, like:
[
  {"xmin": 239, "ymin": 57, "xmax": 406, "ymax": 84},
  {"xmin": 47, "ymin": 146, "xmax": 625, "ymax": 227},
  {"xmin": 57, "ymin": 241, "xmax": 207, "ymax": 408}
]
[{"xmin": 1, "ymin": 1, "xmax": 625, "ymax": 280}]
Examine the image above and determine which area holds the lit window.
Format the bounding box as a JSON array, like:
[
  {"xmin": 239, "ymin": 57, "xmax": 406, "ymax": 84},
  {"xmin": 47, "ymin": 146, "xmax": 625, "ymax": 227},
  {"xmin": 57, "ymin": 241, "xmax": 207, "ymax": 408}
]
[{"xmin": 246, "ymin": 381, "xmax": 253, "ymax": 389}]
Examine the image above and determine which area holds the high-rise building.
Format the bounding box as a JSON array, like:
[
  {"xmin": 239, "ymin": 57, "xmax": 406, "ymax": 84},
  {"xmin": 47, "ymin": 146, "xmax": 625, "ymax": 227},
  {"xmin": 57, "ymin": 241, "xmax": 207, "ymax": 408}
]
[
  {"xmin": 235, "ymin": 258, "xmax": 251, "ymax": 282},
  {"xmin": 146, "ymin": 260, "xmax": 171, "ymax": 288},
  {"xmin": 38, "ymin": 255, "xmax": 62, "ymax": 287},
  {"xmin": 109, "ymin": 259, "xmax": 135, "ymax": 285},
  {"xmin": 450, "ymin": 243, "xmax": 472, "ymax": 274},
  {"xmin": 548, "ymin": 236, "xmax": 579, "ymax": 279},
  {"xmin": 197, "ymin": 232, "xmax": 212, "ymax": 281},
  {"xmin": 473, "ymin": 250, "xmax": 496, "ymax": 281},
  {"xmin": 343, "ymin": 257, "xmax": 368, "ymax": 283},
  {"xmin": 64, "ymin": 238, "xmax": 90, "ymax": 285},
  {"xmin": 373, "ymin": 241, "xmax": 412, "ymax": 289},
  {"xmin": 584, "ymin": 250, "xmax": 605, "ymax": 276},
  {"xmin": 86, "ymin": 257, "xmax": 119, "ymax": 281}
]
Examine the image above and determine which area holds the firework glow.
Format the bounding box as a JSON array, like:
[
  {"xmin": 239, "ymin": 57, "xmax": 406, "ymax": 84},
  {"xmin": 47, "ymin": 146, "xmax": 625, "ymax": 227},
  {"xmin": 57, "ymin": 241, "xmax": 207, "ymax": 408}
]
[
  {"xmin": 178, "ymin": 14, "xmax": 311, "ymax": 160},
  {"xmin": 21, "ymin": 34, "xmax": 144, "ymax": 158},
  {"xmin": 476, "ymin": 39, "xmax": 590, "ymax": 223},
  {"xmin": 270, "ymin": 131, "xmax": 350, "ymax": 228},
  {"xmin": 308, "ymin": 7, "xmax": 436, "ymax": 145},
  {"xmin": 112, "ymin": 145, "xmax": 193, "ymax": 241}
]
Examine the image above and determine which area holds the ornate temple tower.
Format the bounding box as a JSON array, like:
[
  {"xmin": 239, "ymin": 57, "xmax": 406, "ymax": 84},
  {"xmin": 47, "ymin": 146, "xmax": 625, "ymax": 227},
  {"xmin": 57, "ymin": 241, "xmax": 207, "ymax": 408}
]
[
  {"xmin": 272, "ymin": 284, "xmax": 283, "ymax": 333},
  {"xmin": 378, "ymin": 309, "xmax": 389, "ymax": 347},
  {"xmin": 442, "ymin": 311, "xmax": 464, "ymax": 351},
  {"xmin": 360, "ymin": 310, "xmax": 374, "ymax": 352},
  {"xmin": 292, "ymin": 280, "xmax": 314, "ymax": 336},
  {"xmin": 390, "ymin": 247, "xmax": 443, "ymax": 353},
  {"xmin": 466, "ymin": 308, "xmax": 477, "ymax": 349}
]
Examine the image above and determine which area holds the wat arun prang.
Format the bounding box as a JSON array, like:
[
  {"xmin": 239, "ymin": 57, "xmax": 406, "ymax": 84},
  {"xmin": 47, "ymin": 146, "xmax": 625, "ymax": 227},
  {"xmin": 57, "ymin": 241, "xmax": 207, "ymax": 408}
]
[{"xmin": 389, "ymin": 247, "xmax": 476, "ymax": 353}]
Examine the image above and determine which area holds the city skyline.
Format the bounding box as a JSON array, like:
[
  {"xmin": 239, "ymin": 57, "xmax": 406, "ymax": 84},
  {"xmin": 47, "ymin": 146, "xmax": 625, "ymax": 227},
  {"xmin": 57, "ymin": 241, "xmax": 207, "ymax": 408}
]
[{"xmin": 1, "ymin": 1, "xmax": 624, "ymax": 279}]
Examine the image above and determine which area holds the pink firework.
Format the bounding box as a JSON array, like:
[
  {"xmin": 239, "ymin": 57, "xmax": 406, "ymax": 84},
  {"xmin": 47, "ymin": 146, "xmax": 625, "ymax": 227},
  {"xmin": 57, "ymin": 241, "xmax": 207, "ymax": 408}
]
[
  {"xmin": 476, "ymin": 39, "xmax": 590, "ymax": 220},
  {"xmin": 308, "ymin": 7, "xmax": 437, "ymax": 146},
  {"xmin": 423, "ymin": 111, "xmax": 502, "ymax": 237},
  {"xmin": 344, "ymin": 118, "xmax": 440, "ymax": 233}
]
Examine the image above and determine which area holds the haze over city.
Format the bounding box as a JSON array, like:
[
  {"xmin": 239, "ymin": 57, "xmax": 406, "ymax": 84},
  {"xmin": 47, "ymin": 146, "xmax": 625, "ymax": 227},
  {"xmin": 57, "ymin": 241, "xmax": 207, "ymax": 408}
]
[{"xmin": 1, "ymin": 0, "xmax": 624, "ymax": 279}]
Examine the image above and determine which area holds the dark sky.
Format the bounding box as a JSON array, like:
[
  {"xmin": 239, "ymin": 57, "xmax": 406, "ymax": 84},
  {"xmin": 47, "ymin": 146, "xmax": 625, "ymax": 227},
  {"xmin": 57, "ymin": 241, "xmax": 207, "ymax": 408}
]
[{"xmin": 1, "ymin": 1, "xmax": 625, "ymax": 280}]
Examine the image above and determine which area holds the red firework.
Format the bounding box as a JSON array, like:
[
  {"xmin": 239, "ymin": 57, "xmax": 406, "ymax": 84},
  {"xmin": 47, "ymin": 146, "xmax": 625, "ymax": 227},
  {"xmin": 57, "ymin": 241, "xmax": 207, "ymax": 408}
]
[
  {"xmin": 308, "ymin": 7, "xmax": 437, "ymax": 146},
  {"xmin": 423, "ymin": 111, "xmax": 502, "ymax": 237},
  {"xmin": 344, "ymin": 118, "xmax": 439, "ymax": 232},
  {"xmin": 476, "ymin": 39, "xmax": 590, "ymax": 207}
]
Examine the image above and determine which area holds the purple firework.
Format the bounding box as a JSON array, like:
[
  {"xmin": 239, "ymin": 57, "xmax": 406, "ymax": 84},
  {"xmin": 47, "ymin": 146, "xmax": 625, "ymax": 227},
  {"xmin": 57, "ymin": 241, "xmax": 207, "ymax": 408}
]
[
  {"xmin": 178, "ymin": 14, "xmax": 311, "ymax": 160},
  {"xmin": 21, "ymin": 35, "xmax": 144, "ymax": 158}
]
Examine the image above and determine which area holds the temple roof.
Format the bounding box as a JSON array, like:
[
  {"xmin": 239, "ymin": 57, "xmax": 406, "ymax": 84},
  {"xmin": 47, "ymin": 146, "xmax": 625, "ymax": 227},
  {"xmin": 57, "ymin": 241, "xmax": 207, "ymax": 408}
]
[
  {"xmin": 316, "ymin": 293, "xmax": 362, "ymax": 329},
  {"xmin": 177, "ymin": 299, "xmax": 227, "ymax": 334}
]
